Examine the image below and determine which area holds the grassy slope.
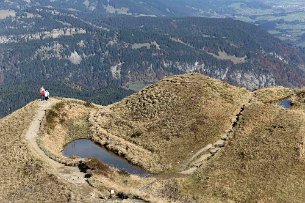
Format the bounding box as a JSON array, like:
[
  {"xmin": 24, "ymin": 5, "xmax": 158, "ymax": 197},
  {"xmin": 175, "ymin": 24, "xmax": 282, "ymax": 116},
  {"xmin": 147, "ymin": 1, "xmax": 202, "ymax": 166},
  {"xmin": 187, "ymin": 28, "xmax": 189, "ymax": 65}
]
[
  {"xmin": 183, "ymin": 94, "xmax": 305, "ymax": 202},
  {"xmin": 39, "ymin": 99, "xmax": 94, "ymax": 164},
  {"xmin": 3, "ymin": 74, "xmax": 305, "ymax": 202},
  {"xmin": 38, "ymin": 99, "xmax": 171, "ymax": 202},
  {"xmin": 0, "ymin": 101, "xmax": 72, "ymax": 202},
  {"xmin": 91, "ymin": 73, "xmax": 252, "ymax": 172}
]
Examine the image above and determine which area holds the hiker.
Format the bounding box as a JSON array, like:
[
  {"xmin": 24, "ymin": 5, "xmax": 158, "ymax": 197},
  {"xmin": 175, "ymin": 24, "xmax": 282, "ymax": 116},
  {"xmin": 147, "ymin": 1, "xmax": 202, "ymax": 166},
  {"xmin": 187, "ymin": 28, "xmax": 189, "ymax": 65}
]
[
  {"xmin": 45, "ymin": 89, "xmax": 50, "ymax": 101},
  {"xmin": 40, "ymin": 86, "xmax": 45, "ymax": 101}
]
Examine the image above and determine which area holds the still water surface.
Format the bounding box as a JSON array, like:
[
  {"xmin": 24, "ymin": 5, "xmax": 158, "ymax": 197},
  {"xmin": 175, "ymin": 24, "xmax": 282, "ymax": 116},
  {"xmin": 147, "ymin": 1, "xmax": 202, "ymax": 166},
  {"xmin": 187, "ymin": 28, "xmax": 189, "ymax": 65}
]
[
  {"xmin": 63, "ymin": 139, "xmax": 148, "ymax": 176},
  {"xmin": 277, "ymin": 99, "xmax": 291, "ymax": 109}
]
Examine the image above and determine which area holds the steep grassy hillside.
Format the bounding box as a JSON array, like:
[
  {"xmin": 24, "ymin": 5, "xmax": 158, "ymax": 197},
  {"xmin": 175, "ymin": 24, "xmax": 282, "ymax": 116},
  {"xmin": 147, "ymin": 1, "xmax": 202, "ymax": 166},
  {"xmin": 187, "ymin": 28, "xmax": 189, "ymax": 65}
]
[
  {"xmin": 39, "ymin": 99, "xmax": 95, "ymax": 164},
  {"xmin": 2, "ymin": 73, "xmax": 305, "ymax": 202},
  {"xmin": 90, "ymin": 74, "xmax": 252, "ymax": 172},
  {"xmin": 88, "ymin": 74, "xmax": 305, "ymax": 201},
  {"xmin": 184, "ymin": 97, "xmax": 305, "ymax": 202}
]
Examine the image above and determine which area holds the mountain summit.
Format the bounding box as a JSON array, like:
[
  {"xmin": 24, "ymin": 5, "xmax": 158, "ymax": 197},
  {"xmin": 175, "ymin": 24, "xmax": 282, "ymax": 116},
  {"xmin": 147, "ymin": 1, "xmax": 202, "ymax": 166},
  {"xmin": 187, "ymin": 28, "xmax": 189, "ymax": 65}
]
[{"xmin": 1, "ymin": 73, "xmax": 305, "ymax": 202}]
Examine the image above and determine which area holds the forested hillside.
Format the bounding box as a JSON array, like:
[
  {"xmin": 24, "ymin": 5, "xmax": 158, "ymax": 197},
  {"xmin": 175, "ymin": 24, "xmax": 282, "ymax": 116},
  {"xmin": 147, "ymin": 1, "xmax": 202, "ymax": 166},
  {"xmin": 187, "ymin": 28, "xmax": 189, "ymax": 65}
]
[
  {"xmin": 1, "ymin": 5, "xmax": 305, "ymax": 116},
  {"xmin": 3, "ymin": 0, "xmax": 305, "ymax": 47}
]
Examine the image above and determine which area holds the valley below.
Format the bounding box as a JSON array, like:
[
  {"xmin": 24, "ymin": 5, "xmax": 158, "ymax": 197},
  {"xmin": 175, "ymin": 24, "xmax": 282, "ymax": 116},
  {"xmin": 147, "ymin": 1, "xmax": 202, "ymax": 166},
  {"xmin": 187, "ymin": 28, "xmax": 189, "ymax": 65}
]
[
  {"xmin": 1, "ymin": 12, "xmax": 305, "ymax": 117},
  {"xmin": 1, "ymin": 1, "xmax": 305, "ymax": 117}
]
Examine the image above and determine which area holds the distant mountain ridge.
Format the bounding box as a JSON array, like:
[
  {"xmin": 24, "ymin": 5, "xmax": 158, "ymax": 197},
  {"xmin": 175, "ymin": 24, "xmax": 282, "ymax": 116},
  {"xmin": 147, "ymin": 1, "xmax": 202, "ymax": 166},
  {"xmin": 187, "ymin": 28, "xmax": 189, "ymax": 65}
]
[
  {"xmin": 1, "ymin": 11, "xmax": 305, "ymax": 88},
  {"xmin": 1, "ymin": 0, "xmax": 202, "ymax": 17},
  {"xmin": 0, "ymin": 0, "xmax": 277, "ymax": 18},
  {"xmin": 3, "ymin": 0, "xmax": 305, "ymax": 47}
]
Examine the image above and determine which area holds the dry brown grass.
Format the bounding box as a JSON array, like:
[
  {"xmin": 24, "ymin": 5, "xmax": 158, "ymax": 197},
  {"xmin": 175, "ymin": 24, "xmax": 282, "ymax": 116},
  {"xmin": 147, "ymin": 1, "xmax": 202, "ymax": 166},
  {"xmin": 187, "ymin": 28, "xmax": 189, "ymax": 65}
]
[
  {"xmin": 36, "ymin": 81, "xmax": 305, "ymax": 202},
  {"xmin": 39, "ymin": 99, "xmax": 95, "ymax": 164},
  {"xmin": 183, "ymin": 102, "xmax": 305, "ymax": 202},
  {"xmin": 37, "ymin": 99, "xmax": 172, "ymax": 202},
  {"xmin": 90, "ymin": 73, "xmax": 252, "ymax": 172},
  {"xmin": 254, "ymin": 86, "xmax": 294, "ymax": 103},
  {"xmin": 291, "ymin": 88, "xmax": 305, "ymax": 111},
  {"xmin": 0, "ymin": 101, "xmax": 72, "ymax": 202},
  {"xmin": 0, "ymin": 99, "xmax": 154, "ymax": 202},
  {"xmin": 4, "ymin": 74, "xmax": 305, "ymax": 202}
]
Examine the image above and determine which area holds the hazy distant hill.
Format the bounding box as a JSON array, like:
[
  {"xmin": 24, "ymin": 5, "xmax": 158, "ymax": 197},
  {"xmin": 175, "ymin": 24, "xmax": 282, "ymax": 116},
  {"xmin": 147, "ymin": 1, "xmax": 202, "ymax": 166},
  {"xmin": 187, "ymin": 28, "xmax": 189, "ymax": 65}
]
[
  {"xmin": 2, "ymin": 0, "xmax": 304, "ymax": 46},
  {"xmin": 0, "ymin": 0, "xmax": 269, "ymax": 18},
  {"xmin": 0, "ymin": 0, "xmax": 270, "ymax": 17}
]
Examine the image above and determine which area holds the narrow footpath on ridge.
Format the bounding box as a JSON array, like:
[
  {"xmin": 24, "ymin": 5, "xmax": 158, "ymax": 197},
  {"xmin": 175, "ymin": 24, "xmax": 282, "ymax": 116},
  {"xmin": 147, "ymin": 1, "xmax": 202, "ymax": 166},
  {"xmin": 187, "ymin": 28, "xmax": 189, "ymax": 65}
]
[
  {"xmin": 180, "ymin": 96, "xmax": 253, "ymax": 174},
  {"xmin": 24, "ymin": 98, "xmax": 103, "ymax": 202}
]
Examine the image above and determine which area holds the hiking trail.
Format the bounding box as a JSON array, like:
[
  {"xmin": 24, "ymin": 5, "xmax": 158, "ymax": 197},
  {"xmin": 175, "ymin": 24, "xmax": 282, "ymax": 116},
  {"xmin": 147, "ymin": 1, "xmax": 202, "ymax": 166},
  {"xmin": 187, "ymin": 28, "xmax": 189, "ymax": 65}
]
[
  {"xmin": 24, "ymin": 98, "xmax": 103, "ymax": 202},
  {"xmin": 180, "ymin": 97, "xmax": 252, "ymax": 174}
]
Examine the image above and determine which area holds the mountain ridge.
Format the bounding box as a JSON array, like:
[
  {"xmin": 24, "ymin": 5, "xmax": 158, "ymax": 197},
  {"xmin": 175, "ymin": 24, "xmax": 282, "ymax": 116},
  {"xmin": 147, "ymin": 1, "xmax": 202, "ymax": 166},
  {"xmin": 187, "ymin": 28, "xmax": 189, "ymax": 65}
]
[{"xmin": 1, "ymin": 73, "xmax": 305, "ymax": 202}]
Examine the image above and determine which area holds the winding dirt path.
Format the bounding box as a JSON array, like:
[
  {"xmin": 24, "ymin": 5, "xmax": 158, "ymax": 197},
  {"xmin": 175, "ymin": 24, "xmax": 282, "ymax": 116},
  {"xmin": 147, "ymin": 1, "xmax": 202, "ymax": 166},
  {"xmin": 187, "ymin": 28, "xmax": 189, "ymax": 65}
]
[
  {"xmin": 24, "ymin": 98, "xmax": 103, "ymax": 202},
  {"xmin": 23, "ymin": 96, "xmax": 253, "ymax": 200}
]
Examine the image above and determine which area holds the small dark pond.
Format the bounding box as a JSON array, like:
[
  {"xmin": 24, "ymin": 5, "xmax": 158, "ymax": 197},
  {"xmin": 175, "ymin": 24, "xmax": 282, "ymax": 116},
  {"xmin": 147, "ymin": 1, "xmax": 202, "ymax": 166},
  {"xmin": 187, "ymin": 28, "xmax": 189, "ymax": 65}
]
[
  {"xmin": 63, "ymin": 139, "xmax": 149, "ymax": 176},
  {"xmin": 277, "ymin": 99, "xmax": 291, "ymax": 109}
]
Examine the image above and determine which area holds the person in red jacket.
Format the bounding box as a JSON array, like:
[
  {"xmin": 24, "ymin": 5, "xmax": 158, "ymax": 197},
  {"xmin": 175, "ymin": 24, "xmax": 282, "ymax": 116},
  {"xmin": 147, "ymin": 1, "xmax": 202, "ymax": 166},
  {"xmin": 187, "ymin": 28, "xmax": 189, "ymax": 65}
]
[{"xmin": 40, "ymin": 86, "xmax": 45, "ymax": 101}]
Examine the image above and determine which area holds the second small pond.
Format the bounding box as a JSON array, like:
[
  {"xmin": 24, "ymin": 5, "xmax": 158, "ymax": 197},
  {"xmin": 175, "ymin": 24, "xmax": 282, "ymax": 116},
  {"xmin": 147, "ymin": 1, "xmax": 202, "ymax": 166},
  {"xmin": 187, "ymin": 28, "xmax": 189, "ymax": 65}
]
[{"xmin": 277, "ymin": 99, "xmax": 291, "ymax": 109}]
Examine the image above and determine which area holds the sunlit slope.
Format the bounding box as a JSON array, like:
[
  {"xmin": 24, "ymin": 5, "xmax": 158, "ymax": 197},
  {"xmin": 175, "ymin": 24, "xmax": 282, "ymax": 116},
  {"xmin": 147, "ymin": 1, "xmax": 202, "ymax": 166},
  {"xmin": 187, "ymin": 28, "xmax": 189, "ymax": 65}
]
[
  {"xmin": 90, "ymin": 73, "xmax": 252, "ymax": 172},
  {"xmin": 0, "ymin": 101, "xmax": 71, "ymax": 202},
  {"xmin": 183, "ymin": 89, "xmax": 305, "ymax": 202},
  {"xmin": 2, "ymin": 73, "xmax": 305, "ymax": 202}
]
